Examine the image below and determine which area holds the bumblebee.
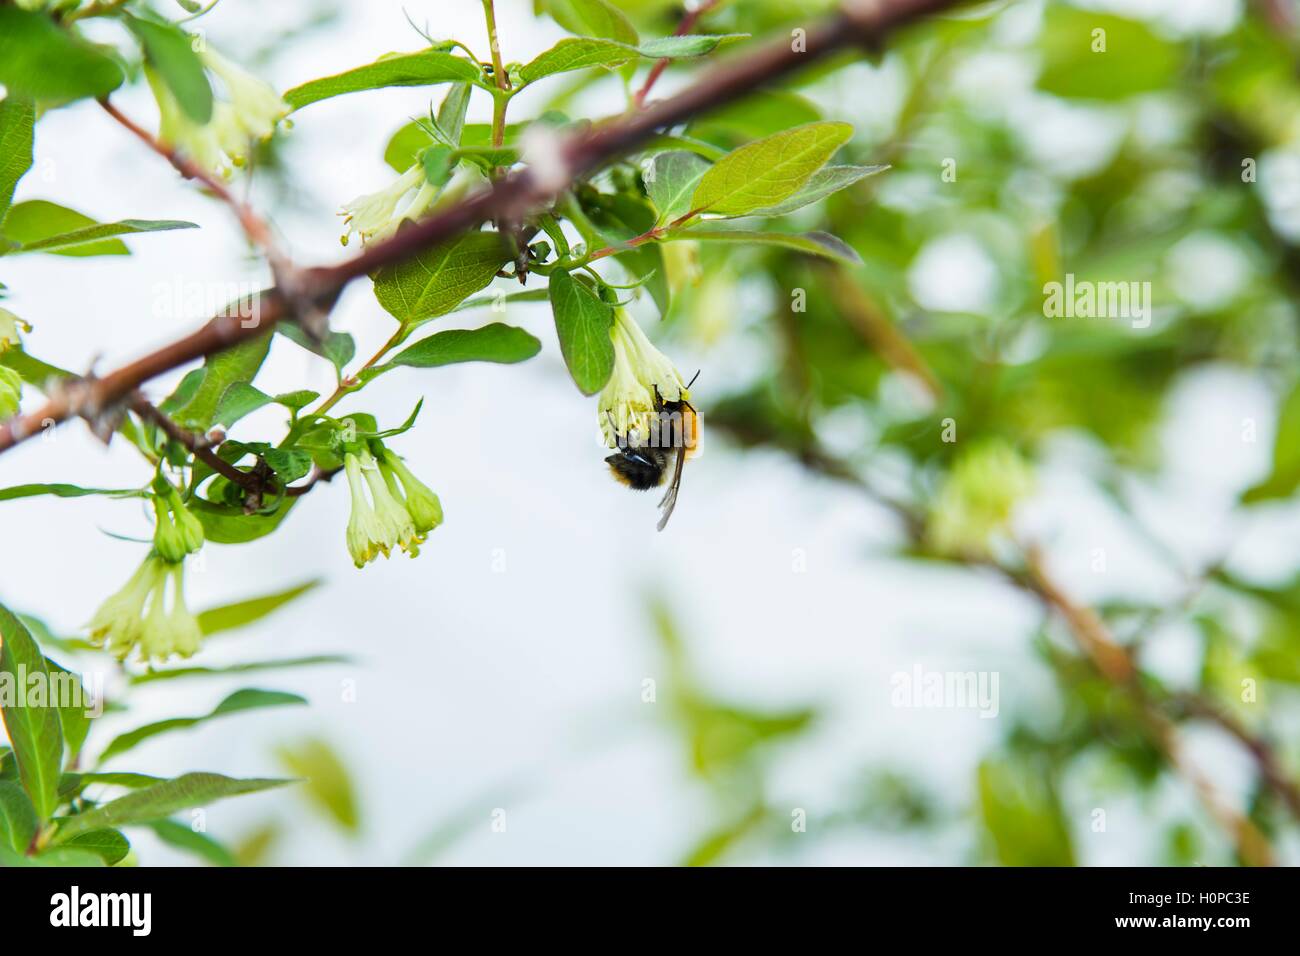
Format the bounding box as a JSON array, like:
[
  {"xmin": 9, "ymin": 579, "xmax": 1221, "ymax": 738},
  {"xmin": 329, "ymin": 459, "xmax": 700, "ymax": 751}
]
[{"xmin": 606, "ymin": 381, "xmax": 700, "ymax": 531}]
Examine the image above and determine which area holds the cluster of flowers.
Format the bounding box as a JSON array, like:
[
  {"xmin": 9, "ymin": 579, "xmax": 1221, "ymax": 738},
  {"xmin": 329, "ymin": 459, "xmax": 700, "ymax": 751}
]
[
  {"xmin": 87, "ymin": 485, "xmax": 206, "ymax": 662},
  {"xmin": 344, "ymin": 443, "xmax": 443, "ymax": 567},
  {"xmin": 149, "ymin": 47, "xmax": 291, "ymax": 180},
  {"xmin": 927, "ymin": 439, "xmax": 1035, "ymax": 557}
]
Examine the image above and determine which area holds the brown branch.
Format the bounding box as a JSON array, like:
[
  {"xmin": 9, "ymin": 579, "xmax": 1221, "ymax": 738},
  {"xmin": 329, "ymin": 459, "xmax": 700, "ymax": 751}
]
[
  {"xmin": 634, "ymin": 0, "xmax": 722, "ymax": 109},
  {"xmin": 0, "ymin": 0, "xmax": 961, "ymax": 458},
  {"xmin": 285, "ymin": 465, "xmax": 341, "ymax": 497}
]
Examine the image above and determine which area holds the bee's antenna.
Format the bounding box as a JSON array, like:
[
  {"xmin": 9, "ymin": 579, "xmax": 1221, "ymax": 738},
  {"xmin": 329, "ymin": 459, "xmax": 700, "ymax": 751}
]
[{"xmin": 685, "ymin": 369, "xmax": 701, "ymax": 389}]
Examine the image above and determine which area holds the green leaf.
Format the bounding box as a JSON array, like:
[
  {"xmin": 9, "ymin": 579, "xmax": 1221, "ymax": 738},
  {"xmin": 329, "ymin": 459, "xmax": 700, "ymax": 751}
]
[
  {"xmin": 100, "ymin": 689, "xmax": 306, "ymax": 763},
  {"xmin": 0, "ymin": 780, "xmax": 37, "ymax": 853},
  {"xmin": 437, "ymin": 82, "xmax": 472, "ymax": 145},
  {"xmin": 669, "ymin": 227, "xmax": 862, "ymax": 265},
  {"xmin": 276, "ymin": 738, "xmax": 359, "ymax": 833},
  {"xmin": 130, "ymin": 655, "xmax": 349, "ymax": 684},
  {"xmin": 0, "ymin": 483, "xmax": 143, "ymax": 502},
  {"xmin": 382, "ymin": 324, "xmax": 541, "ymax": 372},
  {"xmin": 284, "ymin": 50, "xmax": 481, "ymax": 111},
  {"xmin": 213, "ymin": 382, "xmax": 274, "ymax": 428},
  {"xmin": 548, "ymin": 270, "xmax": 614, "ymax": 395},
  {"xmin": 189, "ymin": 495, "xmax": 295, "ymax": 544},
  {"xmin": 4, "ymin": 846, "xmax": 105, "ymax": 866},
  {"xmin": 645, "ymin": 151, "xmax": 711, "ymax": 224},
  {"xmin": 273, "ymin": 389, "xmax": 319, "ymax": 411},
  {"xmin": 371, "ymin": 231, "xmax": 510, "ymax": 327},
  {"xmin": 520, "ymin": 38, "xmax": 640, "ymax": 83},
  {"xmin": 740, "ymin": 164, "xmax": 887, "ymax": 217},
  {"xmin": 0, "ymin": 96, "xmax": 35, "ymax": 224},
  {"xmin": 0, "ymin": 347, "xmax": 72, "ymax": 388},
  {"xmin": 195, "ymin": 579, "xmax": 321, "ymax": 637},
  {"xmin": 0, "ymin": 602, "xmax": 63, "ymax": 820},
  {"xmin": 142, "ymin": 817, "xmax": 236, "ymax": 866},
  {"xmin": 53, "ymin": 773, "xmax": 292, "ymax": 844},
  {"xmin": 1243, "ymin": 380, "xmax": 1300, "ymax": 503},
  {"xmin": 543, "ymin": 0, "xmax": 638, "ymax": 46},
  {"xmin": 1, "ymin": 200, "xmax": 197, "ymax": 257},
  {"xmin": 125, "ymin": 14, "xmax": 212, "ymax": 123},
  {"xmin": 60, "ymin": 772, "xmax": 162, "ymax": 798},
  {"xmin": 638, "ymin": 34, "xmax": 745, "ymax": 58},
  {"xmin": 44, "ymin": 658, "xmax": 90, "ymax": 764},
  {"xmin": 62, "ymin": 828, "xmax": 130, "ymax": 866},
  {"xmin": 690, "ymin": 121, "xmax": 853, "ymax": 216},
  {"xmin": 520, "ymin": 34, "xmax": 739, "ymax": 84},
  {"xmin": 171, "ymin": 332, "xmax": 272, "ymax": 432},
  {"xmin": 0, "ymin": 8, "xmax": 124, "ymax": 103},
  {"xmin": 384, "ymin": 120, "xmax": 437, "ymax": 173},
  {"xmin": 1038, "ymin": 8, "xmax": 1183, "ymax": 101},
  {"xmin": 276, "ymin": 322, "xmax": 355, "ymax": 376}
]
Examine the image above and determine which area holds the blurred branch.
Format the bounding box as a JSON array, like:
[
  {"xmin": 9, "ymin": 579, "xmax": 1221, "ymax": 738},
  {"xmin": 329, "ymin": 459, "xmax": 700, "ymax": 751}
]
[
  {"xmin": 823, "ymin": 265, "xmax": 944, "ymax": 401},
  {"xmin": 723, "ymin": 429, "xmax": 1282, "ymax": 865},
  {"xmin": 0, "ymin": 0, "xmax": 964, "ymax": 458}
]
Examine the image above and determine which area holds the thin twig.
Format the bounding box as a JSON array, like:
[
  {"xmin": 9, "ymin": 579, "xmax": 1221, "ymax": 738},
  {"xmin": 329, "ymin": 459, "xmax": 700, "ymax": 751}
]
[
  {"xmin": 128, "ymin": 393, "xmax": 262, "ymax": 493},
  {"xmin": 97, "ymin": 98, "xmax": 282, "ymax": 261}
]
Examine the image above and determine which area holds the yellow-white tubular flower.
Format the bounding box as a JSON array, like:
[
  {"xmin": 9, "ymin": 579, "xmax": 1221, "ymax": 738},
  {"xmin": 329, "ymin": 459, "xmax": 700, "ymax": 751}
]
[
  {"xmin": 88, "ymin": 558, "xmax": 161, "ymax": 659},
  {"xmin": 0, "ymin": 307, "xmax": 30, "ymax": 353},
  {"xmin": 339, "ymin": 166, "xmax": 424, "ymax": 246},
  {"xmin": 147, "ymin": 47, "xmax": 288, "ymax": 180},
  {"xmin": 598, "ymin": 308, "xmax": 689, "ymax": 449},
  {"xmin": 87, "ymin": 555, "xmax": 203, "ymax": 662},
  {"xmin": 379, "ymin": 449, "xmax": 443, "ymax": 536},
  {"xmin": 340, "ymin": 161, "xmax": 487, "ymax": 246},
  {"xmin": 200, "ymin": 49, "xmax": 290, "ymax": 145},
  {"xmin": 148, "ymin": 67, "xmax": 232, "ymax": 178},
  {"xmin": 344, "ymin": 450, "xmax": 419, "ymax": 567}
]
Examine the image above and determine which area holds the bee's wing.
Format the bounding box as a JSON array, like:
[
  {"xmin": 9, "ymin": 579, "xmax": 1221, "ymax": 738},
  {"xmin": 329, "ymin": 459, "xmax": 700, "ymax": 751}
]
[{"xmin": 656, "ymin": 447, "xmax": 687, "ymax": 531}]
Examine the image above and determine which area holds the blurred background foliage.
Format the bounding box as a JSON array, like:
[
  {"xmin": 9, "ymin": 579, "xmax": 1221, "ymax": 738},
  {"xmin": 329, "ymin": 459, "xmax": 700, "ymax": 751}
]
[
  {"xmin": 220, "ymin": 0, "xmax": 1300, "ymax": 866},
  {"xmin": 576, "ymin": 0, "xmax": 1300, "ymax": 866}
]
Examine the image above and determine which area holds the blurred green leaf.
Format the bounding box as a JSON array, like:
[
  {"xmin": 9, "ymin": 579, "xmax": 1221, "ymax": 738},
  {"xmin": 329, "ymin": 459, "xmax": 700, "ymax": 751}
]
[
  {"xmin": 0, "ymin": 8, "xmax": 124, "ymax": 102},
  {"xmin": 276, "ymin": 738, "xmax": 360, "ymax": 834},
  {"xmin": 100, "ymin": 689, "xmax": 307, "ymax": 763}
]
